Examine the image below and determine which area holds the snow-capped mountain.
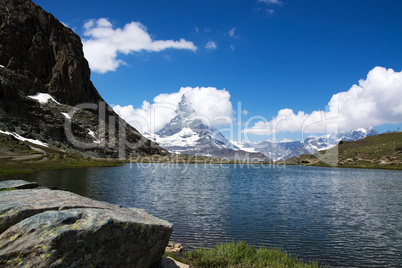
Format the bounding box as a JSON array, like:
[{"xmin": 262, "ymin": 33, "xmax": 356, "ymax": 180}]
[
  {"xmin": 303, "ymin": 127, "xmax": 378, "ymax": 152},
  {"xmin": 233, "ymin": 140, "xmax": 308, "ymax": 162},
  {"xmin": 145, "ymin": 95, "xmax": 269, "ymax": 161},
  {"xmin": 145, "ymin": 94, "xmax": 377, "ymax": 162},
  {"xmin": 235, "ymin": 127, "xmax": 378, "ymax": 161}
]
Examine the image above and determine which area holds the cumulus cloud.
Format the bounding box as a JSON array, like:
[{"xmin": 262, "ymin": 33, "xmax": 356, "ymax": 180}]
[
  {"xmin": 258, "ymin": 0, "xmax": 283, "ymax": 5},
  {"xmin": 205, "ymin": 41, "xmax": 217, "ymax": 50},
  {"xmin": 114, "ymin": 87, "xmax": 234, "ymax": 134},
  {"xmin": 245, "ymin": 67, "xmax": 402, "ymax": 135},
  {"xmin": 82, "ymin": 18, "xmax": 197, "ymax": 73}
]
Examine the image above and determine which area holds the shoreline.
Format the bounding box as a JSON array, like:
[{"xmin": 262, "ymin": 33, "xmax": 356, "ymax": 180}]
[{"xmin": 2, "ymin": 154, "xmax": 401, "ymax": 177}]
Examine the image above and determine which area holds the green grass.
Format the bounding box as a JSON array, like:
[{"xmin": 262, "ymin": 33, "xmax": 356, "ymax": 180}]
[{"xmin": 166, "ymin": 241, "xmax": 325, "ymax": 268}]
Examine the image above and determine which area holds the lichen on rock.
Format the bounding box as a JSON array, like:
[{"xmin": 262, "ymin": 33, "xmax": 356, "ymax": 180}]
[{"xmin": 0, "ymin": 180, "xmax": 173, "ymax": 267}]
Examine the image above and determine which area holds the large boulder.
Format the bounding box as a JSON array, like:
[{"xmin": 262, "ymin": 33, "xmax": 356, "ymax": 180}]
[{"xmin": 0, "ymin": 180, "xmax": 173, "ymax": 267}]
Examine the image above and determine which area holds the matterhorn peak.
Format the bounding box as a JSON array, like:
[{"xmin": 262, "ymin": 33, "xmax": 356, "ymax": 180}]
[
  {"xmin": 151, "ymin": 93, "xmax": 268, "ymax": 161},
  {"xmin": 177, "ymin": 94, "xmax": 196, "ymax": 117}
]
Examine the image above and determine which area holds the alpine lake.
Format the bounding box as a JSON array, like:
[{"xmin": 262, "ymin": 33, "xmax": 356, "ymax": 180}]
[{"xmin": 3, "ymin": 163, "xmax": 401, "ymax": 267}]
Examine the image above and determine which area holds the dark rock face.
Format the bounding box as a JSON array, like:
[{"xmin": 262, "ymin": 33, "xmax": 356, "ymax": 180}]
[
  {"xmin": 0, "ymin": 0, "xmax": 100, "ymax": 106},
  {"xmin": 0, "ymin": 0, "xmax": 168, "ymax": 158},
  {"xmin": 0, "ymin": 180, "xmax": 173, "ymax": 267}
]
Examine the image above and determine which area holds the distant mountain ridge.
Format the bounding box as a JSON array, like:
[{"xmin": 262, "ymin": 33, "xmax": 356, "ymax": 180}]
[
  {"xmin": 146, "ymin": 96, "xmax": 270, "ymax": 161},
  {"xmin": 234, "ymin": 127, "xmax": 378, "ymax": 161}
]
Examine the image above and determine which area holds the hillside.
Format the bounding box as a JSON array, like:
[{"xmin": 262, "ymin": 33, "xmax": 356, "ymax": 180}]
[
  {"xmin": 0, "ymin": 132, "xmax": 130, "ymax": 176},
  {"xmin": 0, "ymin": 0, "xmax": 167, "ymax": 159},
  {"xmin": 280, "ymin": 132, "xmax": 402, "ymax": 170}
]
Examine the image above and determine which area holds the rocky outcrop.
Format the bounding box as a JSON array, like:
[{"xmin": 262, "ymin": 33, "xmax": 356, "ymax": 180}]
[
  {"xmin": 0, "ymin": 0, "xmax": 168, "ymax": 158},
  {"xmin": 0, "ymin": 180, "xmax": 173, "ymax": 267},
  {"xmin": 0, "ymin": 0, "xmax": 101, "ymax": 106}
]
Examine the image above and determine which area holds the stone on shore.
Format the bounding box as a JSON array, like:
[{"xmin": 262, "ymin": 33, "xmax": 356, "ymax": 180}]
[
  {"xmin": 165, "ymin": 241, "xmax": 184, "ymax": 254},
  {"xmin": 161, "ymin": 257, "xmax": 190, "ymax": 268},
  {"xmin": 0, "ymin": 180, "xmax": 173, "ymax": 267}
]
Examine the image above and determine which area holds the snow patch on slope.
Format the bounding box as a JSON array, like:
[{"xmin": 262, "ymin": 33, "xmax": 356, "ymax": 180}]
[
  {"xmin": 28, "ymin": 93, "xmax": 60, "ymax": 105},
  {"xmin": 0, "ymin": 129, "xmax": 48, "ymax": 147},
  {"xmin": 231, "ymin": 140, "xmax": 258, "ymax": 153},
  {"xmin": 87, "ymin": 129, "xmax": 100, "ymax": 144},
  {"xmin": 61, "ymin": 112, "xmax": 71, "ymax": 119}
]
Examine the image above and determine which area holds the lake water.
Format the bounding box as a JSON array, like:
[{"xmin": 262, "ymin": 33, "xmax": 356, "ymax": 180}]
[{"xmin": 3, "ymin": 164, "xmax": 402, "ymax": 267}]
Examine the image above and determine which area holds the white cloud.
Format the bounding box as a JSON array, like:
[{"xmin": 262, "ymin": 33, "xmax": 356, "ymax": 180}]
[
  {"xmin": 228, "ymin": 28, "xmax": 238, "ymax": 38},
  {"xmin": 205, "ymin": 41, "xmax": 217, "ymax": 50},
  {"xmin": 245, "ymin": 67, "xmax": 402, "ymax": 135},
  {"xmin": 258, "ymin": 0, "xmax": 283, "ymax": 5},
  {"xmin": 266, "ymin": 9, "xmax": 275, "ymax": 15},
  {"xmin": 114, "ymin": 87, "xmax": 234, "ymax": 134},
  {"xmin": 82, "ymin": 18, "xmax": 197, "ymax": 73},
  {"xmin": 230, "ymin": 45, "xmax": 235, "ymax": 51}
]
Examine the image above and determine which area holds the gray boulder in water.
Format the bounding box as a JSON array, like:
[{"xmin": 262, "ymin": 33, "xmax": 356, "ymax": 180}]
[{"xmin": 0, "ymin": 180, "xmax": 173, "ymax": 267}]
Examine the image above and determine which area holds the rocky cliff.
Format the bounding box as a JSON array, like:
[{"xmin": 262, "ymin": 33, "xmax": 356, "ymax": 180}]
[
  {"xmin": 0, "ymin": 180, "xmax": 173, "ymax": 267},
  {"xmin": 0, "ymin": 0, "xmax": 168, "ymax": 158}
]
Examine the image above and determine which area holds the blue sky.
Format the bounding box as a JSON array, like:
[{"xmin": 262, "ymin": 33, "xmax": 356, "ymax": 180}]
[{"xmin": 35, "ymin": 0, "xmax": 402, "ymax": 142}]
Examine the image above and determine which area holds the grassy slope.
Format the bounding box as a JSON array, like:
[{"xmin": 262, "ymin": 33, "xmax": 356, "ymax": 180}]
[
  {"xmin": 281, "ymin": 132, "xmax": 402, "ymax": 170},
  {"xmin": 0, "ymin": 133, "xmax": 126, "ymax": 176}
]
